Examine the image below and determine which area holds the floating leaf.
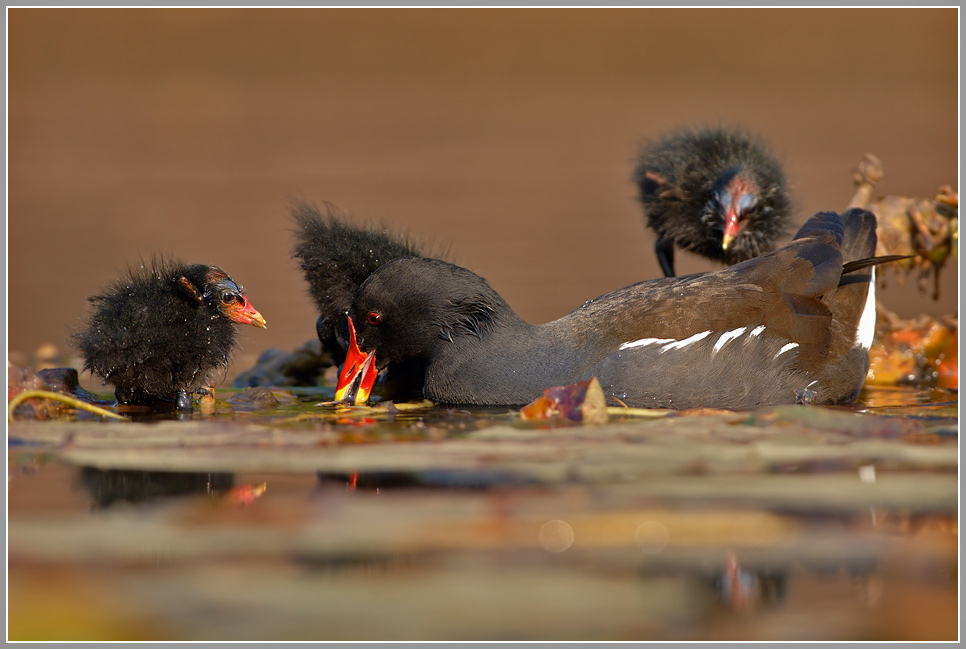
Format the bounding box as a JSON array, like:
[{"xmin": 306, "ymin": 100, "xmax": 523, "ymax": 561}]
[{"xmin": 520, "ymin": 377, "xmax": 609, "ymax": 425}]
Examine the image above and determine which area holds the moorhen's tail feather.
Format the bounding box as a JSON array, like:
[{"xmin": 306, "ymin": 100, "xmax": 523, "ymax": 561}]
[
  {"xmin": 842, "ymin": 255, "xmax": 913, "ymax": 276},
  {"xmin": 815, "ymin": 208, "xmax": 880, "ymax": 403},
  {"xmin": 837, "ymin": 207, "xmax": 877, "ymax": 262},
  {"xmin": 791, "ymin": 210, "xmax": 845, "ymax": 245}
]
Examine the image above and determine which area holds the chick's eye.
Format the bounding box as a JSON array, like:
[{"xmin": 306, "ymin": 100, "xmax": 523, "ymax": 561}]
[
  {"xmin": 222, "ymin": 291, "xmax": 239, "ymax": 304},
  {"xmin": 367, "ymin": 312, "xmax": 382, "ymax": 325}
]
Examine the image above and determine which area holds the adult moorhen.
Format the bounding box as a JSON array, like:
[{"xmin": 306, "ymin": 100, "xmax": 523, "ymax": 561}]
[
  {"xmin": 633, "ymin": 126, "xmax": 793, "ymax": 277},
  {"xmin": 74, "ymin": 259, "xmax": 266, "ymax": 410},
  {"xmin": 337, "ymin": 209, "xmax": 894, "ymax": 410}
]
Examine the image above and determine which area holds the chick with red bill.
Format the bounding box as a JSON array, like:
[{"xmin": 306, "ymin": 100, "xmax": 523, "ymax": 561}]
[
  {"xmin": 334, "ymin": 315, "xmax": 379, "ymax": 405},
  {"xmin": 633, "ymin": 126, "xmax": 793, "ymax": 277},
  {"xmin": 75, "ymin": 259, "xmax": 266, "ymax": 410}
]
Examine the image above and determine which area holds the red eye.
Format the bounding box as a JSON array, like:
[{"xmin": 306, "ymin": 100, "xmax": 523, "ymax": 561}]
[{"xmin": 367, "ymin": 312, "xmax": 382, "ymax": 325}]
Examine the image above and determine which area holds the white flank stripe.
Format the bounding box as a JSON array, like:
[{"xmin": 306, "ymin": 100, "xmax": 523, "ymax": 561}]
[
  {"xmin": 775, "ymin": 342, "xmax": 799, "ymax": 359},
  {"xmin": 660, "ymin": 330, "xmax": 712, "ymax": 352},
  {"xmin": 855, "ymin": 269, "xmax": 877, "ymax": 350},
  {"xmin": 619, "ymin": 337, "xmax": 675, "ymax": 351},
  {"xmin": 750, "ymin": 325, "xmax": 766, "ymax": 337},
  {"xmin": 712, "ymin": 327, "xmax": 747, "ymax": 353}
]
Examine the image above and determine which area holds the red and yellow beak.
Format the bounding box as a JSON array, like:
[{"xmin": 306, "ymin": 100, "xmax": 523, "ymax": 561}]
[
  {"xmin": 334, "ymin": 316, "xmax": 378, "ymax": 405},
  {"xmin": 722, "ymin": 210, "xmax": 742, "ymax": 251},
  {"xmin": 721, "ymin": 176, "xmax": 757, "ymax": 252},
  {"xmin": 225, "ymin": 295, "xmax": 268, "ymax": 329}
]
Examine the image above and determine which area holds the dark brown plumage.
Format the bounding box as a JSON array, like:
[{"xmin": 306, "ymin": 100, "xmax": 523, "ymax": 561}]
[
  {"xmin": 633, "ymin": 126, "xmax": 793, "ymax": 277},
  {"xmin": 337, "ymin": 209, "xmax": 893, "ymax": 410},
  {"xmin": 74, "ymin": 259, "xmax": 266, "ymax": 409}
]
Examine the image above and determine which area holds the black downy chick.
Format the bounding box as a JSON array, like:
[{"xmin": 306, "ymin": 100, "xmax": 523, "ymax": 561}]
[
  {"xmin": 291, "ymin": 201, "xmax": 437, "ymax": 400},
  {"xmin": 633, "ymin": 126, "xmax": 793, "ymax": 277},
  {"xmin": 74, "ymin": 259, "xmax": 266, "ymax": 410}
]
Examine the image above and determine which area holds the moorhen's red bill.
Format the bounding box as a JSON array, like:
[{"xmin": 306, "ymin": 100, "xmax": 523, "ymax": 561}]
[
  {"xmin": 334, "ymin": 315, "xmax": 378, "ymax": 404},
  {"xmin": 336, "ymin": 209, "xmax": 901, "ymax": 410},
  {"xmin": 291, "ymin": 201, "xmax": 439, "ymax": 402},
  {"xmin": 74, "ymin": 259, "xmax": 266, "ymax": 410},
  {"xmin": 291, "ymin": 201, "xmax": 428, "ymax": 367},
  {"xmin": 633, "ymin": 126, "xmax": 793, "ymax": 277}
]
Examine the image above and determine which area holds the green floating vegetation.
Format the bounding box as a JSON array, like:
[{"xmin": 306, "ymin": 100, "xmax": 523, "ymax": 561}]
[
  {"xmin": 7, "ymin": 390, "xmax": 128, "ymax": 422},
  {"xmin": 605, "ymin": 406, "xmax": 673, "ymax": 418},
  {"xmin": 275, "ymin": 399, "xmax": 438, "ymax": 424}
]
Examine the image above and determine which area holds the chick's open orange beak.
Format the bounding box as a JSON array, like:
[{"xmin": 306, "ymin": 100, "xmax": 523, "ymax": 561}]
[
  {"xmin": 225, "ymin": 295, "xmax": 267, "ymax": 329},
  {"xmin": 334, "ymin": 316, "xmax": 378, "ymax": 405}
]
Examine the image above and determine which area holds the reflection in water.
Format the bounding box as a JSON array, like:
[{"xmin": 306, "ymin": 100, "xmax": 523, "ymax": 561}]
[
  {"xmin": 5, "ymin": 445, "xmax": 952, "ymax": 640},
  {"xmin": 75, "ymin": 467, "xmax": 235, "ymax": 510},
  {"xmin": 710, "ymin": 552, "xmax": 789, "ymax": 612},
  {"xmin": 705, "ymin": 544, "xmax": 892, "ymax": 615},
  {"xmin": 317, "ymin": 469, "xmax": 538, "ymax": 492},
  {"xmin": 7, "ymin": 378, "xmax": 954, "ymax": 640},
  {"xmin": 857, "ymin": 386, "xmax": 959, "ymax": 410}
]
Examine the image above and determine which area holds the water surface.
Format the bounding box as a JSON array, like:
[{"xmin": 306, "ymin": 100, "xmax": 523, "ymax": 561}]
[{"xmin": 7, "ymin": 385, "xmax": 958, "ymax": 641}]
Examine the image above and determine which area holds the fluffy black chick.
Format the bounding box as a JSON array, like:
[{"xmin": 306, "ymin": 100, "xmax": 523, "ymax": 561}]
[
  {"xmin": 291, "ymin": 201, "xmax": 436, "ymax": 400},
  {"xmin": 633, "ymin": 126, "xmax": 793, "ymax": 277},
  {"xmin": 74, "ymin": 259, "xmax": 266, "ymax": 409},
  {"xmin": 291, "ymin": 201, "xmax": 432, "ymax": 366}
]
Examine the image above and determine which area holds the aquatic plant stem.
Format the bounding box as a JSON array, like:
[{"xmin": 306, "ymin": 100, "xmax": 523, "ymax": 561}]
[{"xmin": 7, "ymin": 390, "xmax": 129, "ymax": 422}]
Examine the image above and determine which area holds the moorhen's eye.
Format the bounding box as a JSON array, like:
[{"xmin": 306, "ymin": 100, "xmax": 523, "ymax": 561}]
[
  {"xmin": 222, "ymin": 291, "xmax": 238, "ymax": 304},
  {"xmin": 367, "ymin": 311, "xmax": 382, "ymax": 325}
]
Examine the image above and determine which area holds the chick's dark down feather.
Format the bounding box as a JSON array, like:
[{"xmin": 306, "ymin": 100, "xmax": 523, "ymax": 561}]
[
  {"xmin": 291, "ymin": 201, "xmax": 430, "ymax": 366},
  {"xmin": 74, "ymin": 258, "xmax": 265, "ymax": 408},
  {"xmin": 633, "ymin": 126, "xmax": 793, "ymax": 277}
]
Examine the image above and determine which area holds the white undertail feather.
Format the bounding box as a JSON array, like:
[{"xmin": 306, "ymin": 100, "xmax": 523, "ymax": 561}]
[{"xmin": 855, "ymin": 269, "xmax": 877, "ymax": 350}]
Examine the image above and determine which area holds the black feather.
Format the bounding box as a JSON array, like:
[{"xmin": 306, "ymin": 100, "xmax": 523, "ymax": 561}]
[
  {"xmin": 633, "ymin": 126, "xmax": 793, "ymax": 277},
  {"xmin": 73, "ymin": 257, "xmax": 260, "ymax": 408},
  {"xmin": 842, "ymin": 255, "xmax": 913, "ymax": 275},
  {"xmin": 291, "ymin": 201, "xmax": 431, "ymax": 365}
]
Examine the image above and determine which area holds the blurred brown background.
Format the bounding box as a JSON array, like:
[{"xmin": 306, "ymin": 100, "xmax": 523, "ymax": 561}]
[{"xmin": 7, "ymin": 8, "xmax": 959, "ymax": 379}]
